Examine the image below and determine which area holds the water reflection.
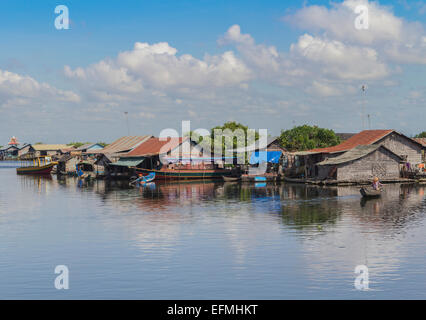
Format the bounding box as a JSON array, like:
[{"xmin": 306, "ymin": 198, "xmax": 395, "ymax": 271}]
[{"xmin": 2, "ymin": 169, "xmax": 426, "ymax": 298}]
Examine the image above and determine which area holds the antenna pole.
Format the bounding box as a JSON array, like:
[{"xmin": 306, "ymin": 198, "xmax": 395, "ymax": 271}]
[
  {"xmin": 361, "ymin": 85, "xmax": 367, "ymax": 130},
  {"xmin": 124, "ymin": 112, "xmax": 129, "ymax": 135}
]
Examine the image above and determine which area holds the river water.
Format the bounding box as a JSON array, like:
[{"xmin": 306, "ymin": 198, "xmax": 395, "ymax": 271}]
[{"xmin": 0, "ymin": 167, "xmax": 425, "ymax": 299}]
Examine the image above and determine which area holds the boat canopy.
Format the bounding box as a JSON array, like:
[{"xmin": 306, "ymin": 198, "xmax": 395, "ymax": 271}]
[
  {"xmin": 249, "ymin": 151, "xmax": 282, "ymax": 164},
  {"xmin": 110, "ymin": 157, "xmax": 145, "ymax": 167}
]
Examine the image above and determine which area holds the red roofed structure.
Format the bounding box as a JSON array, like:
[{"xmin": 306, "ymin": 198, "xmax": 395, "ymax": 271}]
[
  {"xmin": 8, "ymin": 136, "xmax": 20, "ymax": 146},
  {"xmin": 310, "ymin": 130, "xmax": 394, "ymax": 154},
  {"xmin": 124, "ymin": 137, "xmax": 186, "ymax": 157}
]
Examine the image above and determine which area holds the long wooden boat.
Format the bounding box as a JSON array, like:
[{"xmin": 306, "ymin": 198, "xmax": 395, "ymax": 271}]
[
  {"xmin": 360, "ymin": 187, "xmax": 382, "ymax": 198},
  {"xmin": 222, "ymin": 175, "xmax": 241, "ymax": 182},
  {"xmin": 241, "ymin": 173, "xmax": 281, "ymax": 182},
  {"xmin": 136, "ymin": 167, "xmax": 232, "ymax": 180},
  {"xmin": 16, "ymin": 157, "xmax": 58, "ymax": 175}
]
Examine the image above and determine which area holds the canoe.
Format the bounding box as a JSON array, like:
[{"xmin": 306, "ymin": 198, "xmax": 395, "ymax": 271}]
[
  {"xmin": 222, "ymin": 176, "xmax": 241, "ymax": 182},
  {"xmin": 135, "ymin": 168, "xmax": 232, "ymax": 180},
  {"xmin": 360, "ymin": 187, "xmax": 382, "ymax": 198},
  {"xmin": 130, "ymin": 172, "xmax": 156, "ymax": 186}
]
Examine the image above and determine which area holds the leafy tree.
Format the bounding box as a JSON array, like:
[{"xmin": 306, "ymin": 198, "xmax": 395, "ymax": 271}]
[
  {"xmin": 415, "ymin": 132, "xmax": 426, "ymax": 138},
  {"xmin": 279, "ymin": 125, "xmax": 341, "ymax": 152},
  {"xmin": 34, "ymin": 142, "xmax": 43, "ymax": 145},
  {"xmin": 188, "ymin": 121, "xmax": 260, "ymax": 164}
]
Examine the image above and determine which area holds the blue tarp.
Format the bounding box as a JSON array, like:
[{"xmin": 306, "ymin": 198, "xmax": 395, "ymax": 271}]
[{"xmin": 249, "ymin": 151, "xmax": 282, "ymax": 164}]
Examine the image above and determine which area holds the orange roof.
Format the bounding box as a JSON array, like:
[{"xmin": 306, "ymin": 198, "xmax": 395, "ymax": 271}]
[
  {"xmin": 310, "ymin": 130, "xmax": 394, "ymax": 154},
  {"xmin": 414, "ymin": 138, "xmax": 426, "ymax": 147},
  {"xmin": 124, "ymin": 137, "xmax": 185, "ymax": 157}
]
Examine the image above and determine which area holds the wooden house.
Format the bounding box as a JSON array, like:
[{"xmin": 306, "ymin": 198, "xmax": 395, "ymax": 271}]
[
  {"xmin": 316, "ymin": 145, "xmax": 403, "ymax": 182},
  {"xmin": 57, "ymin": 154, "xmax": 81, "ymax": 175},
  {"xmin": 414, "ymin": 138, "xmax": 426, "ymax": 162},
  {"xmin": 108, "ymin": 137, "xmax": 204, "ymax": 177},
  {"xmin": 17, "ymin": 144, "xmax": 35, "ymax": 159},
  {"xmin": 32, "ymin": 144, "xmax": 69, "ymax": 157},
  {"xmin": 290, "ymin": 130, "xmax": 424, "ymax": 180},
  {"xmin": 0, "ymin": 145, "xmax": 19, "ymax": 159},
  {"xmin": 76, "ymin": 143, "xmax": 104, "ymax": 154}
]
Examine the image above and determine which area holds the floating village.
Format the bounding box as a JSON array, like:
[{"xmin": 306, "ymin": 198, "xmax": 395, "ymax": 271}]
[{"xmin": 1, "ymin": 129, "xmax": 425, "ymax": 198}]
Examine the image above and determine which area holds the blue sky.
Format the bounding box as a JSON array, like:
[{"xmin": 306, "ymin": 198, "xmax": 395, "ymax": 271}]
[{"xmin": 0, "ymin": 0, "xmax": 425, "ymax": 144}]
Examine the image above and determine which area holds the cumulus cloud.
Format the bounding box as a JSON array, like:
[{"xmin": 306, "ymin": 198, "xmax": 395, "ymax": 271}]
[
  {"xmin": 64, "ymin": 41, "xmax": 252, "ymax": 103},
  {"xmin": 289, "ymin": 34, "xmax": 389, "ymax": 80},
  {"xmin": 284, "ymin": 0, "xmax": 426, "ymax": 64},
  {"xmin": 220, "ymin": 24, "xmax": 389, "ymax": 96},
  {"xmin": 0, "ymin": 69, "xmax": 80, "ymax": 108}
]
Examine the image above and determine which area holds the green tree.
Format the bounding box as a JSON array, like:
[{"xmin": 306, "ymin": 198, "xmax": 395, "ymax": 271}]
[
  {"xmin": 279, "ymin": 125, "xmax": 341, "ymax": 152},
  {"xmin": 415, "ymin": 132, "xmax": 426, "ymax": 138},
  {"xmin": 187, "ymin": 121, "xmax": 260, "ymax": 164}
]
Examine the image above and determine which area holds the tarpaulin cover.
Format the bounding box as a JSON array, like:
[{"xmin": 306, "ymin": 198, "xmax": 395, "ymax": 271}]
[
  {"xmin": 110, "ymin": 157, "xmax": 145, "ymax": 167},
  {"xmin": 249, "ymin": 151, "xmax": 282, "ymax": 164}
]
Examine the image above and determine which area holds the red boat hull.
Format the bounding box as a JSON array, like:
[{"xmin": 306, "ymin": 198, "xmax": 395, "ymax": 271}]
[{"xmin": 136, "ymin": 168, "xmax": 231, "ymax": 180}]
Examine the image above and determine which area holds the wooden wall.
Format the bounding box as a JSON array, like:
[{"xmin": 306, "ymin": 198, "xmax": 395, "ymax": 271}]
[
  {"xmin": 317, "ymin": 147, "xmax": 401, "ymax": 181},
  {"xmin": 377, "ymin": 132, "xmax": 422, "ymax": 165}
]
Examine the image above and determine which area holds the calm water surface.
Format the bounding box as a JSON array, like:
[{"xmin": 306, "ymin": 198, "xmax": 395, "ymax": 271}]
[{"xmin": 0, "ymin": 167, "xmax": 425, "ymax": 299}]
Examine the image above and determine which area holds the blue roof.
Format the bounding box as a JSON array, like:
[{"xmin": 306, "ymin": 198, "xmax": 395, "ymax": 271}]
[{"xmin": 249, "ymin": 151, "xmax": 282, "ymax": 164}]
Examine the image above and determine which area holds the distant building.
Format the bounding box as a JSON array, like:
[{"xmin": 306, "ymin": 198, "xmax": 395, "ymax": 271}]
[
  {"xmin": 8, "ymin": 136, "xmax": 20, "ymax": 147},
  {"xmin": 0, "ymin": 145, "xmax": 19, "ymax": 159},
  {"xmin": 76, "ymin": 143, "xmax": 104, "ymax": 154},
  {"xmin": 32, "ymin": 144, "xmax": 69, "ymax": 157}
]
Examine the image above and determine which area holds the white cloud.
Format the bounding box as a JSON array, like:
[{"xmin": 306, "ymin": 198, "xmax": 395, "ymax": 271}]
[
  {"xmin": 284, "ymin": 0, "xmax": 426, "ymax": 64},
  {"xmin": 220, "ymin": 25, "xmax": 389, "ymax": 96},
  {"xmin": 290, "ymin": 34, "xmax": 389, "ymax": 80},
  {"xmin": 64, "ymin": 41, "xmax": 252, "ymax": 103},
  {"xmin": 0, "ymin": 69, "xmax": 79, "ymax": 108}
]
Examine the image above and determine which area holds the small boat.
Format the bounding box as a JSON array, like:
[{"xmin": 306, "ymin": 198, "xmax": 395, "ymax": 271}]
[
  {"xmin": 222, "ymin": 175, "xmax": 241, "ymax": 182},
  {"xmin": 360, "ymin": 187, "xmax": 382, "ymax": 198},
  {"xmin": 16, "ymin": 156, "xmax": 58, "ymax": 175},
  {"xmin": 135, "ymin": 168, "xmax": 231, "ymax": 180},
  {"xmin": 130, "ymin": 172, "xmax": 156, "ymax": 186}
]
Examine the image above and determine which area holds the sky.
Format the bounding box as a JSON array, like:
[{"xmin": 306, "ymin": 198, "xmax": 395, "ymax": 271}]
[{"xmin": 0, "ymin": 0, "xmax": 425, "ymax": 144}]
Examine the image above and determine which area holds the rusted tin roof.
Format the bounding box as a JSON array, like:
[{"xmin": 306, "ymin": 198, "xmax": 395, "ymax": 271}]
[
  {"xmin": 414, "ymin": 138, "xmax": 426, "ymax": 147},
  {"xmin": 100, "ymin": 136, "xmax": 152, "ymax": 154},
  {"xmin": 123, "ymin": 137, "xmax": 185, "ymax": 157},
  {"xmin": 309, "ymin": 130, "xmax": 394, "ymax": 154}
]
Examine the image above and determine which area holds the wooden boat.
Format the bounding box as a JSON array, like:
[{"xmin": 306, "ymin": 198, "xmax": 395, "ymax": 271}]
[
  {"xmin": 360, "ymin": 187, "xmax": 382, "ymax": 198},
  {"xmin": 241, "ymin": 173, "xmax": 280, "ymax": 182},
  {"xmin": 222, "ymin": 175, "xmax": 241, "ymax": 182},
  {"xmin": 16, "ymin": 157, "xmax": 58, "ymax": 175},
  {"xmin": 136, "ymin": 167, "xmax": 232, "ymax": 180},
  {"xmin": 130, "ymin": 172, "xmax": 156, "ymax": 186}
]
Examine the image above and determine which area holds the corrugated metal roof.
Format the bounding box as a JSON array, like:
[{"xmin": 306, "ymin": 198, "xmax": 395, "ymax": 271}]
[
  {"xmin": 317, "ymin": 145, "xmax": 402, "ymax": 165},
  {"xmin": 33, "ymin": 144, "xmax": 69, "ymax": 151},
  {"xmin": 309, "ymin": 130, "xmax": 394, "ymax": 154},
  {"xmin": 123, "ymin": 137, "xmax": 185, "ymax": 157},
  {"xmin": 100, "ymin": 136, "xmax": 152, "ymax": 154},
  {"xmin": 75, "ymin": 143, "xmax": 101, "ymax": 151}
]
